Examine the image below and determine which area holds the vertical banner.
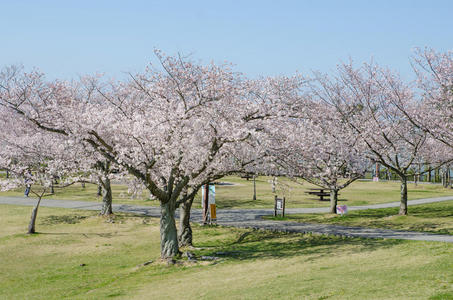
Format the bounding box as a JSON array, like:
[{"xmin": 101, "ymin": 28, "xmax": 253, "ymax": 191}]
[
  {"xmin": 201, "ymin": 184, "xmax": 216, "ymax": 207},
  {"xmin": 201, "ymin": 184, "xmax": 216, "ymax": 223},
  {"xmin": 209, "ymin": 184, "xmax": 215, "ymax": 205}
]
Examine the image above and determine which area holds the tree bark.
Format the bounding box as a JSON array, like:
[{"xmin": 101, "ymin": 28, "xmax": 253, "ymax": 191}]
[
  {"xmin": 253, "ymin": 175, "xmax": 256, "ymax": 200},
  {"xmin": 160, "ymin": 200, "xmax": 180, "ymax": 259},
  {"xmin": 329, "ymin": 189, "xmax": 338, "ymax": 214},
  {"xmin": 99, "ymin": 176, "xmax": 113, "ymax": 216},
  {"xmin": 398, "ymin": 175, "xmax": 408, "ymax": 215},
  {"xmin": 97, "ymin": 184, "xmax": 102, "ymax": 196},
  {"xmin": 442, "ymin": 168, "xmax": 449, "ymax": 188},
  {"xmin": 202, "ymin": 184, "xmax": 209, "ymax": 224},
  {"xmin": 178, "ymin": 199, "xmax": 193, "ymax": 247},
  {"xmin": 28, "ymin": 196, "xmax": 42, "ymax": 234}
]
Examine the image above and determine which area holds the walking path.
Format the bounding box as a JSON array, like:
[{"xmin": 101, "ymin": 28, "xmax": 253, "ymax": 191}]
[{"xmin": 1, "ymin": 195, "xmax": 453, "ymax": 243}]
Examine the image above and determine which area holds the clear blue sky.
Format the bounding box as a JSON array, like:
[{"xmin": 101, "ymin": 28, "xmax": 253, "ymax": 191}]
[{"xmin": 1, "ymin": 0, "xmax": 453, "ymax": 80}]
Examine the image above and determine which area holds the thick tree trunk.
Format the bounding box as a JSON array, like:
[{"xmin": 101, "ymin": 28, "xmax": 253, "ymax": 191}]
[
  {"xmin": 100, "ymin": 176, "xmax": 113, "ymax": 216},
  {"xmin": 160, "ymin": 200, "xmax": 180, "ymax": 259},
  {"xmin": 178, "ymin": 199, "xmax": 193, "ymax": 247},
  {"xmin": 399, "ymin": 175, "xmax": 408, "ymax": 215},
  {"xmin": 329, "ymin": 189, "xmax": 338, "ymax": 214},
  {"xmin": 28, "ymin": 197, "xmax": 42, "ymax": 234}
]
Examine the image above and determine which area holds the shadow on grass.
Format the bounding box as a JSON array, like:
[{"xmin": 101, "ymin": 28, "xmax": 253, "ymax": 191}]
[
  {"xmin": 40, "ymin": 215, "xmax": 88, "ymax": 225},
  {"xmin": 278, "ymin": 201, "xmax": 453, "ymax": 235},
  {"xmin": 34, "ymin": 232, "xmax": 117, "ymax": 238},
  {"xmin": 196, "ymin": 229, "xmax": 404, "ymax": 262}
]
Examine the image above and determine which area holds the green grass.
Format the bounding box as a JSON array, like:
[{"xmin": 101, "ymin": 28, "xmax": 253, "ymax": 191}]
[
  {"xmin": 1, "ymin": 176, "xmax": 452, "ymax": 210},
  {"xmin": 207, "ymin": 177, "xmax": 453, "ymax": 209},
  {"xmin": 1, "ymin": 204, "xmax": 452, "ymax": 299},
  {"xmin": 268, "ymin": 200, "xmax": 453, "ymax": 235}
]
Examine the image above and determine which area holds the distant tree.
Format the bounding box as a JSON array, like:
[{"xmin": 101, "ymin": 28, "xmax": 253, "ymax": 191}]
[
  {"xmin": 312, "ymin": 62, "xmax": 447, "ymax": 215},
  {"xmin": 267, "ymin": 100, "xmax": 370, "ymax": 213}
]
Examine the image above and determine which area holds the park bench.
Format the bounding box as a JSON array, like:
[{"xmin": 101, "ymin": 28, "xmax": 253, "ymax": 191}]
[
  {"xmin": 240, "ymin": 174, "xmax": 253, "ymax": 181},
  {"xmin": 304, "ymin": 188, "xmax": 338, "ymax": 201}
]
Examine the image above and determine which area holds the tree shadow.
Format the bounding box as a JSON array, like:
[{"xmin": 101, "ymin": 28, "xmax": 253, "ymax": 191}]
[
  {"xmin": 36, "ymin": 232, "xmax": 117, "ymax": 238},
  {"xmin": 39, "ymin": 215, "xmax": 88, "ymax": 225},
  {"xmin": 284, "ymin": 202, "xmax": 453, "ymax": 235},
  {"xmin": 196, "ymin": 229, "xmax": 404, "ymax": 262}
]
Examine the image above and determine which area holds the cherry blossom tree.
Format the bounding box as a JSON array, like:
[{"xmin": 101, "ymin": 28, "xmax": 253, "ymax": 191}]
[
  {"xmin": 0, "ymin": 53, "xmax": 276, "ymax": 259},
  {"xmin": 410, "ymin": 48, "xmax": 453, "ymax": 149},
  {"xmin": 312, "ymin": 62, "xmax": 447, "ymax": 215},
  {"xmin": 0, "ymin": 66, "xmax": 121, "ymax": 217},
  {"xmin": 0, "ymin": 108, "xmax": 92, "ymax": 233},
  {"xmin": 269, "ymin": 101, "xmax": 370, "ymax": 213}
]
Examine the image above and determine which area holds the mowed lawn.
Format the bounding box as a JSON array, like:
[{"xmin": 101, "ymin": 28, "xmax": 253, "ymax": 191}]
[
  {"xmin": 1, "ymin": 176, "xmax": 452, "ymax": 209},
  {"xmin": 1, "ymin": 204, "xmax": 452, "ymax": 299},
  {"xmin": 269, "ymin": 200, "xmax": 453, "ymax": 235}
]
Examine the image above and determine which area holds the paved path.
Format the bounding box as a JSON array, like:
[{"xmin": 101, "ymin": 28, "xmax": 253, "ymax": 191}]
[{"xmin": 1, "ymin": 195, "xmax": 453, "ymax": 243}]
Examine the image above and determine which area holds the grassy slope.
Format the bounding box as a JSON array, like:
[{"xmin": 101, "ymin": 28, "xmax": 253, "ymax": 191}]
[
  {"xmin": 1, "ymin": 204, "xmax": 452, "ymax": 299},
  {"xmin": 269, "ymin": 200, "xmax": 453, "ymax": 235},
  {"xmin": 1, "ymin": 176, "xmax": 452, "ymax": 209}
]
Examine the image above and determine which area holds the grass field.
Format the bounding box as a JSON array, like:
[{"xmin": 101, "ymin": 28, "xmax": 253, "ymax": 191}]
[
  {"xmin": 1, "ymin": 176, "xmax": 452, "ymax": 209},
  {"xmin": 268, "ymin": 200, "xmax": 453, "ymax": 235},
  {"xmin": 1, "ymin": 204, "xmax": 452, "ymax": 299}
]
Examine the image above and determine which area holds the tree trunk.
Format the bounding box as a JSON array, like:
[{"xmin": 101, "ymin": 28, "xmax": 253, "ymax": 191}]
[
  {"xmin": 271, "ymin": 177, "xmax": 276, "ymax": 193},
  {"xmin": 329, "ymin": 189, "xmax": 338, "ymax": 214},
  {"xmin": 442, "ymin": 168, "xmax": 449, "ymax": 188},
  {"xmin": 202, "ymin": 184, "xmax": 209, "ymax": 224},
  {"xmin": 447, "ymin": 166, "xmax": 453, "ymax": 188},
  {"xmin": 100, "ymin": 176, "xmax": 113, "ymax": 216},
  {"xmin": 253, "ymin": 175, "xmax": 256, "ymax": 200},
  {"xmin": 160, "ymin": 200, "xmax": 180, "ymax": 259},
  {"xmin": 97, "ymin": 184, "xmax": 102, "ymax": 196},
  {"xmin": 399, "ymin": 175, "xmax": 408, "ymax": 215},
  {"xmin": 28, "ymin": 196, "xmax": 42, "ymax": 234},
  {"xmin": 178, "ymin": 199, "xmax": 193, "ymax": 247}
]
